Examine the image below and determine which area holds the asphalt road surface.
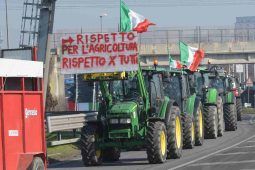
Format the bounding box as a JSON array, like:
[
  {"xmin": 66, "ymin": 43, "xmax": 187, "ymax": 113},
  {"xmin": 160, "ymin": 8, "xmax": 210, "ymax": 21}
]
[{"xmin": 49, "ymin": 114, "xmax": 255, "ymax": 170}]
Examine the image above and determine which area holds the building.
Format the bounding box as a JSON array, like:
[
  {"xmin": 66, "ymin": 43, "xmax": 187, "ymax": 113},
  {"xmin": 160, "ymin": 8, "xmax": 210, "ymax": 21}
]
[
  {"xmin": 0, "ymin": 30, "xmax": 3, "ymax": 50},
  {"xmin": 234, "ymin": 16, "xmax": 255, "ymax": 42},
  {"xmin": 235, "ymin": 16, "xmax": 255, "ymax": 29}
]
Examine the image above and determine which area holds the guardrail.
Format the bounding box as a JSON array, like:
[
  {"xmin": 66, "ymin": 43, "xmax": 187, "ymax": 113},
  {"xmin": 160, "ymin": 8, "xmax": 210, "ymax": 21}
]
[
  {"xmin": 46, "ymin": 112, "xmax": 98, "ymax": 133},
  {"xmin": 46, "ymin": 111, "xmax": 98, "ymax": 146}
]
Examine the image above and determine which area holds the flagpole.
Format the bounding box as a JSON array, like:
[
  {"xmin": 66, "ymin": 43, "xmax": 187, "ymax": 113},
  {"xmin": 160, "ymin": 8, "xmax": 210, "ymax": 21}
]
[
  {"xmin": 119, "ymin": 0, "xmax": 122, "ymax": 32},
  {"xmin": 167, "ymin": 31, "xmax": 171, "ymax": 70}
]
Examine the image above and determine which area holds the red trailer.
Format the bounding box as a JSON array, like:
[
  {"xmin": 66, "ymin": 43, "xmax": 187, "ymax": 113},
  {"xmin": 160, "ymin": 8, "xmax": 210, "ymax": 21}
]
[{"xmin": 0, "ymin": 58, "xmax": 46, "ymax": 170}]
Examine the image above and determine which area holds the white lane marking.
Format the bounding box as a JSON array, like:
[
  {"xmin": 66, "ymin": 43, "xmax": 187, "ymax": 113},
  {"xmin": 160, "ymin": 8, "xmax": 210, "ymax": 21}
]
[
  {"xmin": 168, "ymin": 135, "xmax": 255, "ymax": 170},
  {"xmin": 188, "ymin": 160, "xmax": 255, "ymax": 167},
  {"xmin": 215, "ymin": 151, "xmax": 255, "ymax": 156},
  {"xmin": 235, "ymin": 145, "xmax": 255, "ymax": 148}
]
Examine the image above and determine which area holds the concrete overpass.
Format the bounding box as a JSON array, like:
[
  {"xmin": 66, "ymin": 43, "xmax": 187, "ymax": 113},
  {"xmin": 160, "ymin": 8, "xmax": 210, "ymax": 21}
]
[
  {"xmin": 139, "ymin": 41, "xmax": 255, "ymax": 65},
  {"xmin": 139, "ymin": 41, "xmax": 255, "ymax": 83}
]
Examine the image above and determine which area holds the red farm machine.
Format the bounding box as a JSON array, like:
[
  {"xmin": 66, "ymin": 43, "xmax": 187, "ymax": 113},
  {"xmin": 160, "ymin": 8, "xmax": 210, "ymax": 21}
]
[{"xmin": 0, "ymin": 48, "xmax": 46, "ymax": 170}]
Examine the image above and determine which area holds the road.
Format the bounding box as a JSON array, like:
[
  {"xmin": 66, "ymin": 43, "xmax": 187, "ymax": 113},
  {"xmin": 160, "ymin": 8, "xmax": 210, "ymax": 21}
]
[{"xmin": 49, "ymin": 114, "xmax": 255, "ymax": 170}]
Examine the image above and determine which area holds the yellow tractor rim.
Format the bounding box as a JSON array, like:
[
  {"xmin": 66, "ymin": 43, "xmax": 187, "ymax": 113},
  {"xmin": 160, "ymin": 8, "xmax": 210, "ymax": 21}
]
[
  {"xmin": 175, "ymin": 116, "xmax": 182, "ymax": 149},
  {"xmin": 191, "ymin": 122, "xmax": 195, "ymax": 142},
  {"xmin": 160, "ymin": 131, "xmax": 166, "ymax": 156},
  {"xmin": 199, "ymin": 109, "xmax": 203, "ymax": 138},
  {"xmin": 96, "ymin": 149, "xmax": 101, "ymax": 158}
]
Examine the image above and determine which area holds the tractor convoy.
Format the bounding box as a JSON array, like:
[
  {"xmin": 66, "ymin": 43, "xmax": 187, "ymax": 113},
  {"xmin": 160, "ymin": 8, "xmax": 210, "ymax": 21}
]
[{"xmin": 80, "ymin": 62, "xmax": 243, "ymax": 166}]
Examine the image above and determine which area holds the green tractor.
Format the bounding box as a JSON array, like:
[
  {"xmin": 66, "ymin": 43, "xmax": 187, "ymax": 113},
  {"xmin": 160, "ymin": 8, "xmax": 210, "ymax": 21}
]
[
  {"xmin": 162, "ymin": 69, "xmax": 204, "ymax": 149},
  {"xmin": 189, "ymin": 69, "xmax": 224, "ymax": 139},
  {"xmin": 80, "ymin": 68, "xmax": 183, "ymax": 166},
  {"xmin": 209, "ymin": 66, "xmax": 237, "ymax": 131}
]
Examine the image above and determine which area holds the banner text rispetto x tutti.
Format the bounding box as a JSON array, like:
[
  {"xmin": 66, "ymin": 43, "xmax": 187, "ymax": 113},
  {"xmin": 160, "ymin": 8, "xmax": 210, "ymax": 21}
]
[{"xmin": 60, "ymin": 32, "xmax": 138, "ymax": 74}]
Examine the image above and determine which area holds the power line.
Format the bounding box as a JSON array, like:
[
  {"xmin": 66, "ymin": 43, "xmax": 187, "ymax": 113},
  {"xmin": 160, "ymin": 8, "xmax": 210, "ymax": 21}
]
[{"xmin": 3, "ymin": 0, "xmax": 255, "ymax": 11}]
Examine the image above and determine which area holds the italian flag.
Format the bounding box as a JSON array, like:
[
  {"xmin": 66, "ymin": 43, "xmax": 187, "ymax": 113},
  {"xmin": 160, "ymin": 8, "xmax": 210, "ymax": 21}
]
[
  {"xmin": 179, "ymin": 42, "xmax": 205, "ymax": 71},
  {"xmin": 120, "ymin": 0, "xmax": 155, "ymax": 33},
  {"xmin": 168, "ymin": 50, "xmax": 182, "ymax": 69},
  {"xmin": 170, "ymin": 58, "xmax": 182, "ymax": 69}
]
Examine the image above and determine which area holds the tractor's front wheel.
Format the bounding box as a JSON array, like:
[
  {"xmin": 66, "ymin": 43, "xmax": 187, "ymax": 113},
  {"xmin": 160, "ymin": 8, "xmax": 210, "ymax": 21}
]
[
  {"xmin": 182, "ymin": 114, "xmax": 195, "ymax": 149},
  {"xmin": 147, "ymin": 121, "xmax": 167, "ymax": 164},
  {"xmin": 166, "ymin": 106, "xmax": 182, "ymax": 159},
  {"xmin": 224, "ymin": 104, "xmax": 237, "ymax": 131},
  {"xmin": 81, "ymin": 124, "xmax": 102, "ymax": 166},
  {"xmin": 217, "ymin": 97, "xmax": 225, "ymax": 137},
  {"xmin": 236, "ymin": 98, "xmax": 242, "ymax": 121},
  {"xmin": 204, "ymin": 105, "xmax": 218, "ymax": 139},
  {"xmin": 194, "ymin": 102, "xmax": 204, "ymax": 146}
]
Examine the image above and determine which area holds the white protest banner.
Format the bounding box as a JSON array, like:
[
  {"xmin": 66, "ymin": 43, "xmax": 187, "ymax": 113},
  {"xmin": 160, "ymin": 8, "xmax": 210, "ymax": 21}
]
[{"xmin": 60, "ymin": 32, "xmax": 138, "ymax": 74}]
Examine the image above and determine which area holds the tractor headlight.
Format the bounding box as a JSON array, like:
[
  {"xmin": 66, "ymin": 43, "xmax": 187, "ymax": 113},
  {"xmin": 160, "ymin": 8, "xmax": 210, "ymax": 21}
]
[
  {"xmin": 119, "ymin": 118, "xmax": 131, "ymax": 124},
  {"xmin": 109, "ymin": 119, "xmax": 119, "ymax": 124}
]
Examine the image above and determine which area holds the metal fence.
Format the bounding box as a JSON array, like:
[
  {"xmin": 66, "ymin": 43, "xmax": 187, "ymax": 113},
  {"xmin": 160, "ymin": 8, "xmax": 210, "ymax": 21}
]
[
  {"xmin": 52, "ymin": 26, "xmax": 255, "ymax": 47},
  {"xmin": 139, "ymin": 27, "xmax": 255, "ymax": 45}
]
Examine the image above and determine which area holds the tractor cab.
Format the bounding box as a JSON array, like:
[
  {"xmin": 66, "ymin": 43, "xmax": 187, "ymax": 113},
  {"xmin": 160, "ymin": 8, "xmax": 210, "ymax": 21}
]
[{"xmin": 162, "ymin": 70, "xmax": 191, "ymax": 112}]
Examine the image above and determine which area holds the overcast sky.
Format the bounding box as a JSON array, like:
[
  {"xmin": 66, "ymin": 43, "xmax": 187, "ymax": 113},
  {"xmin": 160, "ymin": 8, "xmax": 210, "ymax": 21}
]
[{"xmin": 1, "ymin": 0, "xmax": 255, "ymax": 48}]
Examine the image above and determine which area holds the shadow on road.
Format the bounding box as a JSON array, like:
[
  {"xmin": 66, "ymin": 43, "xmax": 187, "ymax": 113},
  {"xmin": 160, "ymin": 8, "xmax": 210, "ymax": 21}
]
[{"xmin": 49, "ymin": 157, "xmax": 149, "ymax": 168}]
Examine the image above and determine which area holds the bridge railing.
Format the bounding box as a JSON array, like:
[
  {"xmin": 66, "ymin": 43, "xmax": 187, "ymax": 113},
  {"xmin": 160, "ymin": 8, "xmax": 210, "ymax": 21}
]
[{"xmin": 139, "ymin": 27, "xmax": 255, "ymax": 45}]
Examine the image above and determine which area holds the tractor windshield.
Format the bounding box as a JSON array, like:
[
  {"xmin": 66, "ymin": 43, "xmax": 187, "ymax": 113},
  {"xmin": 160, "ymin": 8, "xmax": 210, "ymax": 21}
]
[
  {"xmin": 163, "ymin": 75, "xmax": 182, "ymax": 107},
  {"xmin": 196, "ymin": 73, "xmax": 210, "ymax": 93},
  {"xmin": 210, "ymin": 76, "xmax": 224, "ymax": 93},
  {"xmin": 110, "ymin": 77, "xmax": 139, "ymax": 102}
]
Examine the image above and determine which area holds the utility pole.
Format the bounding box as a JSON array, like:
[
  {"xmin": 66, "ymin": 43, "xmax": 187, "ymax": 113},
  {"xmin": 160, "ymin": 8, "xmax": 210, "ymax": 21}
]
[
  {"xmin": 37, "ymin": 0, "xmax": 57, "ymax": 106},
  {"xmin": 4, "ymin": 0, "xmax": 9, "ymax": 48},
  {"xmin": 37, "ymin": 0, "xmax": 57, "ymax": 62},
  {"xmin": 100, "ymin": 16, "xmax": 103, "ymax": 33}
]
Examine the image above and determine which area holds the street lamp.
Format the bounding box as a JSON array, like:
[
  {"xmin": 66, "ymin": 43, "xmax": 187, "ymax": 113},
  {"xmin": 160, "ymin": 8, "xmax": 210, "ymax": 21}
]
[
  {"xmin": 91, "ymin": 13, "xmax": 108, "ymax": 111},
  {"xmin": 100, "ymin": 13, "xmax": 108, "ymax": 32}
]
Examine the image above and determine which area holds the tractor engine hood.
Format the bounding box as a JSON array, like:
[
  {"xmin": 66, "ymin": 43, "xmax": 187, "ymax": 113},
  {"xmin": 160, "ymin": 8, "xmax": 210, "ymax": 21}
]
[{"xmin": 108, "ymin": 101, "xmax": 137, "ymax": 116}]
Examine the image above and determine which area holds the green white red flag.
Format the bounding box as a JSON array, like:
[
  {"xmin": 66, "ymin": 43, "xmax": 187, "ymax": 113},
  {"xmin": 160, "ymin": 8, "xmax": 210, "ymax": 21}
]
[
  {"xmin": 120, "ymin": 0, "xmax": 155, "ymax": 33},
  {"xmin": 168, "ymin": 49, "xmax": 182, "ymax": 69},
  {"xmin": 170, "ymin": 58, "xmax": 182, "ymax": 69},
  {"xmin": 179, "ymin": 42, "xmax": 205, "ymax": 71}
]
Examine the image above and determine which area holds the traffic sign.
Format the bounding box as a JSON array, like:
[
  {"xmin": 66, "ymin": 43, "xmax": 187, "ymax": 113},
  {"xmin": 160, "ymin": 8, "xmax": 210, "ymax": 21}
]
[{"xmin": 236, "ymin": 64, "xmax": 243, "ymax": 73}]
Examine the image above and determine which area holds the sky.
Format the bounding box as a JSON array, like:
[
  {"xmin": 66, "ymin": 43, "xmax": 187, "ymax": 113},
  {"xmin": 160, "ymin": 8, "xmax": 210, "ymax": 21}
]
[{"xmin": 1, "ymin": 0, "xmax": 255, "ymax": 49}]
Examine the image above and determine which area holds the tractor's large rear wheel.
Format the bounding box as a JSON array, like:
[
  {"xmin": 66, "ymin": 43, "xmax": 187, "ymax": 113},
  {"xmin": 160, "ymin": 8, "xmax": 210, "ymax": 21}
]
[
  {"xmin": 224, "ymin": 104, "xmax": 237, "ymax": 131},
  {"xmin": 194, "ymin": 102, "xmax": 204, "ymax": 146},
  {"xmin": 166, "ymin": 106, "xmax": 182, "ymax": 159},
  {"xmin": 204, "ymin": 105, "xmax": 218, "ymax": 139},
  {"xmin": 236, "ymin": 98, "xmax": 242, "ymax": 121},
  {"xmin": 147, "ymin": 121, "xmax": 167, "ymax": 164},
  {"xmin": 182, "ymin": 114, "xmax": 195, "ymax": 149},
  {"xmin": 81, "ymin": 124, "xmax": 102, "ymax": 166},
  {"xmin": 217, "ymin": 97, "xmax": 225, "ymax": 137}
]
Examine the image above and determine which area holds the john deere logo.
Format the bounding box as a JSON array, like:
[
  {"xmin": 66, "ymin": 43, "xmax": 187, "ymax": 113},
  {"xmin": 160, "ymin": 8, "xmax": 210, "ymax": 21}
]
[{"xmin": 25, "ymin": 108, "xmax": 38, "ymax": 118}]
